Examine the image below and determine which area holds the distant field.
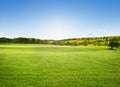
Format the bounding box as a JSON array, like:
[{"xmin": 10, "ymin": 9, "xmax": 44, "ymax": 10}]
[{"xmin": 0, "ymin": 44, "xmax": 120, "ymax": 87}]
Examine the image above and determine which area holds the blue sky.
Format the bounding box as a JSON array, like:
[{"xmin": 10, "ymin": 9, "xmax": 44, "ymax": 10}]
[{"xmin": 0, "ymin": 0, "xmax": 120, "ymax": 39}]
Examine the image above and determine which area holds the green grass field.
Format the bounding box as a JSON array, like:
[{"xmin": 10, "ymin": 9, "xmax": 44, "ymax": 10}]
[{"xmin": 0, "ymin": 44, "xmax": 120, "ymax": 87}]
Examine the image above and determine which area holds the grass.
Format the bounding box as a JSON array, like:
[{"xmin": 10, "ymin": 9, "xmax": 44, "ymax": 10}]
[{"xmin": 0, "ymin": 44, "xmax": 120, "ymax": 87}]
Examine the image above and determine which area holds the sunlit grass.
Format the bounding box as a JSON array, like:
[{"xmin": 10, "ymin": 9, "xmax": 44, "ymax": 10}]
[{"xmin": 0, "ymin": 44, "xmax": 120, "ymax": 87}]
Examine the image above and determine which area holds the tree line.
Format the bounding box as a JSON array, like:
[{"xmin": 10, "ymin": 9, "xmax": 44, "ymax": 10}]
[
  {"xmin": 62, "ymin": 36, "xmax": 120, "ymax": 46},
  {"xmin": 0, "ymin": 37, "xmax": 50, "ymax": 44},
  {"xmin": 0, "ymin": 36, "xmax": 120, "ymax": 47}
]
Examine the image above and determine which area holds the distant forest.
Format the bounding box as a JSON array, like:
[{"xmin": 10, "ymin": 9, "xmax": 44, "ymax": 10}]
[{"xmin": 0, "ymin": 36, "xmax": 120, "ymax": 46}]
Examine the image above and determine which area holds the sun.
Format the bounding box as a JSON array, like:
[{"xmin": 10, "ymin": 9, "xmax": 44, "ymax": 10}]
[{"xmin": 40, "ymin": 16, "xmax": 75, "ymax": 39}]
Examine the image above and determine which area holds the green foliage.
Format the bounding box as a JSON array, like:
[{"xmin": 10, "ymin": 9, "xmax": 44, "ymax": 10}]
[
  {"xmin": 64, "ymin": 36, "xmax": 120, "ymax": 46},
  {"xmin": 0, "ymin": 37, "xmax": 51, "ymax": 44},
  {"xmin": 0, "ymin": 37, "xmax": 12, "ymax": 43},
  {"xmin": 52, "ymin": 40, "xmax": 65, "ymax": 45},
  {"xmin": 109, "ymin": 38, "xmax": 119, "ymax": 50},
  {"xmin": 0, "ymin": 36, "xmax": 120, "ymax": 46}
]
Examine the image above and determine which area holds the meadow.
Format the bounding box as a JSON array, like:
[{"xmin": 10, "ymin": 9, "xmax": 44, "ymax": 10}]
[{"xmin": 0, "ymin": 44, "xmax": 120, "ymax": 87}]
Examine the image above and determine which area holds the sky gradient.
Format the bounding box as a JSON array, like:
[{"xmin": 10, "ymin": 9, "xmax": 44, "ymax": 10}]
[{"xmin": 0, "ymin": 0, "xmax": 120, "ymax": 40}]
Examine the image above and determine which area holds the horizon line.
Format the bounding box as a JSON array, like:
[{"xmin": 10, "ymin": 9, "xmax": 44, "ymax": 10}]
[{"xmin": 0, "ymin": 35, "xmax": 120, "ymax": 40}]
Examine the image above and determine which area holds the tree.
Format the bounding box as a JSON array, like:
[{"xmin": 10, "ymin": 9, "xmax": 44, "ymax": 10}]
[
  {"xmin": 82, "ymin": 40, "xmax": 88, "ymax": 46},
  {"xmin": 109, "ymin": 39, "xmax": 119, "ymax": 50},
  {"xmin": 0, "ymin": 37, "xmax": 12, "ymax": 43},
  {"xmin": 13, "ymin": 37, "xmax": 30, "ymax": 43},
  {"xmin": 72, "ymin": 41, "xmax": 79, "ymax": 46}
]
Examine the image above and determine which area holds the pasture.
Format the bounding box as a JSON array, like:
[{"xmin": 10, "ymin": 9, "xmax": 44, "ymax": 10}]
[{"xmin": 0, "ymin": 44, "xmax": 120, "ymax": 87}]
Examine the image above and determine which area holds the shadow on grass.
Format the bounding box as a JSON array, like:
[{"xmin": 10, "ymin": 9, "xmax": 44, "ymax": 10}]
[{"xmin": 107, "ymin": 48, "xmax": 117, "ymax": 50}]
